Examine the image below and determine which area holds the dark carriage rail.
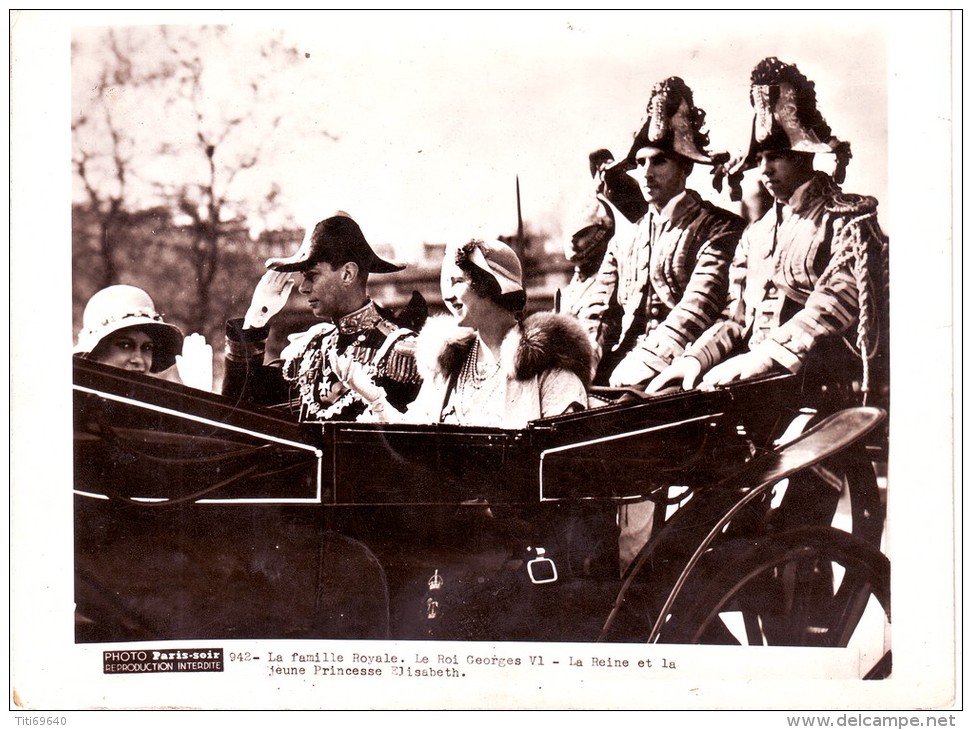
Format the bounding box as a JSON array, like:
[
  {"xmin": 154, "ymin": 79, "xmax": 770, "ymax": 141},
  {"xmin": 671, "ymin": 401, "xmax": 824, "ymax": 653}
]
[{"xmin": 74, "ymin": 357, "xmax": 800, "ymax": 507}]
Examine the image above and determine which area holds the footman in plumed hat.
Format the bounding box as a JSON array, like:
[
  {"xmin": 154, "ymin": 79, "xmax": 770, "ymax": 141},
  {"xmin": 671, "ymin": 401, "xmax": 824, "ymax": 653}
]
[
  {"xmin": 222, "ymin": 211, "xmax": 424, "ymax": 422},
  {"xmin": 576, "ymin": 76, "xmax": 746, "ymax": 392},
  {"xmin": 557, "ymin": 149, "xmax": 629, "ymax": 339},
  {"xmin": 570, "ymin": 77, "xmax": 747, "ymax": 574},
  {"xmin": 650, "ymin": 58, "xmax": 889, "ymax": 418}
]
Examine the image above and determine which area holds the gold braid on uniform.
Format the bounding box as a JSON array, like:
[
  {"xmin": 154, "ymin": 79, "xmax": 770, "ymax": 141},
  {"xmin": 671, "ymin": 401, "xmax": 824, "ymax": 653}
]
[
  {"xmin": 380, "ymin": 342, "xmax": 421, "ymax": 383},
  {"xmin": 814, "ymin": 189, "xmax": 884, "ymax": 404}
]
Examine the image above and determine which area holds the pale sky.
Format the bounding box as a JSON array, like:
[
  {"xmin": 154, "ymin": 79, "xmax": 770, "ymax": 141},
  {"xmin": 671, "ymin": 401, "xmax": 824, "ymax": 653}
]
[{"xmin": 68, "ymin": 10, "xmax": 896, "ymax": 261}]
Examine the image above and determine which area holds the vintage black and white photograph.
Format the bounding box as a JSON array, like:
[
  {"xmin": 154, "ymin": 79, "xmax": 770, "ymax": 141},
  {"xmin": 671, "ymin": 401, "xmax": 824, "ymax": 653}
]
[{"xmin": 9, "ymin": 8, "xmax": 958, "ymax": 715}]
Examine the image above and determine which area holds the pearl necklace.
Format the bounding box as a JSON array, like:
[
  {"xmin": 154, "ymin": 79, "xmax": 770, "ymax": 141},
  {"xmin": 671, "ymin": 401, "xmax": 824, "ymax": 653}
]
[
  {"xmin": 453, "ymin": 338, "xmax": 504, "ymax": 424},
  {"xmin": 459, "ymin": 338, "xmax": 501, "ymax": 389}
]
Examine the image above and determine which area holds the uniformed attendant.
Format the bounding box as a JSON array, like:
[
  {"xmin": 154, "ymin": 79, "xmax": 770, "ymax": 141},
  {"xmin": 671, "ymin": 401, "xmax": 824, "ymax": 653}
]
[
  {"xmin": 648, "ymin": 58, "xmax": 889, "ymax": 415},
  {"xmin": 222, "ymin": 212, "xmax": 422, "ymax": 422},
  {"xmin": 566, "ymin": 79, "xmax": 746, "ymax": 574},
  {"xmin": 557, "ymin": 184, "xmax": 616, "ymax": 324},
  {"xmin": 556, "ymin": 148, "xmax": 645, "ymax": 346},
  {"xmin": 578, "ymin": 77, "xmax": 746, "ymax": 388}
]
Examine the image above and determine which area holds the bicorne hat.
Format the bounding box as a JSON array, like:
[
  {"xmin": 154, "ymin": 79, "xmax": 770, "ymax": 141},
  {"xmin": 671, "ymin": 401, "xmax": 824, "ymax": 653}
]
[
  {"xmin": 625, "ymin": 77, "xmax": 727, "ymax": 167},
  {"xmin": 266, "ymin": 212, "xmax": 404, "ymax": 274},
  {"xmin": 734, "ymin": 57, "xmax": 851, "ymax": 184}
]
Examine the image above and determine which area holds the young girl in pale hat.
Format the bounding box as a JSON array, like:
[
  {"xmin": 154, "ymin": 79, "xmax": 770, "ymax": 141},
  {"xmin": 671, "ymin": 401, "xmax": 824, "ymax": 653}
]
[{"xmin": 74, "ymin": 284, "xmax": 212, "ymax": 390}]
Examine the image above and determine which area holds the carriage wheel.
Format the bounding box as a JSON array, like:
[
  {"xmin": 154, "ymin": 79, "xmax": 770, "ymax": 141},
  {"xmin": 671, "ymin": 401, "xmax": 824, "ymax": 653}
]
[{"xmin": 657, "ymin": 526, "xmax": 890, "ymax": 660}]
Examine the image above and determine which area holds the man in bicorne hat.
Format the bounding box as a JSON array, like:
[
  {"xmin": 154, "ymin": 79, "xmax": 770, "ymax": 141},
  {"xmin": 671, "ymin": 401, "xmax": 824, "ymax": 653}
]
[
  {"xmin": 573, "ymin": 78, "xmax": 746, "ymax": 574},
  {"xmin": 577, "ymin": 77, "xmax": 746, "ymax": 390},
  {"xmin": 648, "ymin": 58, "xmax": 889, "ymax": 417},
  {"xmin": 222, "ymin": 212, "xmax": 423, "ymax": 422}
]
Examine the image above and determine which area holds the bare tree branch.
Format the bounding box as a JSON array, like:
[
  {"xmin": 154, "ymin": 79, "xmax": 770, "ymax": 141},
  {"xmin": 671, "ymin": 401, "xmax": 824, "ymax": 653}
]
[{"xmin": 73, "ymin": 25, "xmax": 337, "ymax": 337}]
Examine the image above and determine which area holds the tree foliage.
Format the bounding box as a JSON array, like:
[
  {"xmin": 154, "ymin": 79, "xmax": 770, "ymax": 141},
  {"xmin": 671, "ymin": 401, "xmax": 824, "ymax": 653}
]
[
  {"xmin": 70, "ymin": 24, "xmax": 566, "ymax": 379},
  {"xmin": 72, "ymin": 25, "xmax": 308, "ymax": 340}
]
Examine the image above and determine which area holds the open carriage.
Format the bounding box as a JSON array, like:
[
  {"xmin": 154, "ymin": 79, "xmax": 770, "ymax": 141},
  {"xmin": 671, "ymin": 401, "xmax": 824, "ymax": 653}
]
[{"xmin": 73, "ymin": 356, "xmax": 890, "ymax": 674}]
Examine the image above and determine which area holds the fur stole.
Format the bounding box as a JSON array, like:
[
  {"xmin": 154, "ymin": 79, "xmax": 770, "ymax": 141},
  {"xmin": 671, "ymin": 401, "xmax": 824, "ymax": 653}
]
[{"xmin": 415, "ymin": 312, "xmax": 593, "ymax": 389}]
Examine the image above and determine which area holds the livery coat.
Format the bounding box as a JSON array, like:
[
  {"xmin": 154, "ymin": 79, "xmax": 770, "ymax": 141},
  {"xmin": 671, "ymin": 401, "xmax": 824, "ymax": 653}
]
[
  {"xmin": 580, "ymin": 189, "xmax": 745, "ymax": 386},
  {"xmin": 405, "ymin": 312, "xmax": 593, "ymax": 428},
  {"xmin": 686, "ymin": 172, "xmax": 889, "ymax": 409}
]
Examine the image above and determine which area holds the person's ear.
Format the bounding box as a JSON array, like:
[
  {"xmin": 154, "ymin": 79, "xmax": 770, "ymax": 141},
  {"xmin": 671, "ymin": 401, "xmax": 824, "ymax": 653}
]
[{"xmin": 341, "ymin": 261, "xmax": 360, "ymax": 285}]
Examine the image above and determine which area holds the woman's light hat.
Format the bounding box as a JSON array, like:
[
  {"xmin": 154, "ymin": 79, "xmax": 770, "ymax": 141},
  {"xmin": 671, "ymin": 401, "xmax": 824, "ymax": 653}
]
[{"xmin": 74, "ymin": 285, "xmax": 184, "ymax": 372}]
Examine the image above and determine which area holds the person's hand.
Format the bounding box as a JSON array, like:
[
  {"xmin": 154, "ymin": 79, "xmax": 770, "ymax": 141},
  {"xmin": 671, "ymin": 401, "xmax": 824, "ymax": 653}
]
[
  {"xmin": 175, "ymin": 333, "xmax": 214, "ymax": 391},
  {"xmin": 329, "ymin": 350, "xmax": 385, "ymax": 403},
  {"xmin": 645, "ymin": 356, "xmax": 703, "ymax": 394},
  {"xmin": 608, "ymin": 356, "xmax": 655, "ymax": 389},
  {"xmin": 243, "ymin": 271, "xmax": 295, "ymax": 329},
  {"xmin": 700, "ymin": 351, "xmax": 775, "ymax": 388}
]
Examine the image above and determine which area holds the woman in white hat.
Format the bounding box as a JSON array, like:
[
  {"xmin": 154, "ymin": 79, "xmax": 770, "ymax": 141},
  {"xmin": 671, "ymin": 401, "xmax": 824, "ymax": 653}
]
[
  {"xmin": 74, "ymin": 285, "xmax": 212, "ymax": 389},
  {"xmin": 335, "ymin": 238, "xmax": 594, "ymax": 427}
]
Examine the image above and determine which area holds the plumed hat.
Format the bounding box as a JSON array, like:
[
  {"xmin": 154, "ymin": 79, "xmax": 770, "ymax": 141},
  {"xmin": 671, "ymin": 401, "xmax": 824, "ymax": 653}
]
[
  {"xmin": 563, "ymin": 148, "xmax": 631, "ymax": 269},
  {"xmin": 266, "ymin": 212, "xmax": 404, "ymax": 274},
  {"xmin": 74, "ymin": 285, "xmax": 184, "ymax": 373},
  {"xmin": 735, "ymin": 57, "xmax": 852, "ymax": 184},
  {"xmin": 590, "ymin": 148, "xmax": 649, "ymax": 224},
  {"xmin": 626, "ymin": 77, "xmax": 728, "ymax": 167}
]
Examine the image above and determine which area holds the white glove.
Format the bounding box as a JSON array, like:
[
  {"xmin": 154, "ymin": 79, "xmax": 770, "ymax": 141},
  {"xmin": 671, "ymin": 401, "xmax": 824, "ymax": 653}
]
[
  {"xmin": 175, "ymin": 333, "xmax": 214, "ymax": 391},
  {"xmin": 329, "ymin": 349, "xmax": 385, "ymax": 404},
  {"xmin": 608, "ymin": 354, "xmax": 657, "ymax": 389},
  {"xmin": 700, "ymin": 351, "xmax": 775, "ymax": 388},
  {"xmin": 243, "ymin": 270, "xmax": 295, "ymax": 329}
]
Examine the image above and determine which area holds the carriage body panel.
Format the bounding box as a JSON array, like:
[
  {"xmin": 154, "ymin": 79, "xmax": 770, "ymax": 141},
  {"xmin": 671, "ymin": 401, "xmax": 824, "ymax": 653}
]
[{"xmin": 74, "ymin": 357, "xmax": 846, "ymax": 645}]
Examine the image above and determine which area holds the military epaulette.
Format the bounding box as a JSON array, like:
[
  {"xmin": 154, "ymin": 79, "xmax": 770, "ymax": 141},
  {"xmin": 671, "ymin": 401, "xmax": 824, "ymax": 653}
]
[
  {"xmin": 826, "ymin": 192, "xmax": 879, "ymax": 216},
  {"xmin": 380, "ymin": 335, "xmax": 421, "ymax": 384},
  {"xmin": 391, "ymin": 334, "xmax": 417, "ymax": 357}
]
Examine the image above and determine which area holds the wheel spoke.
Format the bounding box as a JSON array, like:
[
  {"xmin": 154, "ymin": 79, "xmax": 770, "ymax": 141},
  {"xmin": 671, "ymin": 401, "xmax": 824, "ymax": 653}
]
[
  {"xmin": 742, "ymin": 611, "xmax": 764, "ymax": 645},
  {"xmin": 658, "ymin": 527, "xmax": 890, "ymax": 656}
]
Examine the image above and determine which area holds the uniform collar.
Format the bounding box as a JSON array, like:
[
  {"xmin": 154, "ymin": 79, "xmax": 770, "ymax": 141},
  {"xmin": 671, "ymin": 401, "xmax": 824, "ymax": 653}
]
[
  {"xmin": 649, "ymin": 189, "xmax": 689, "ymax": 222},
  {"xmin": 337, "ymin": 300, "xmax": 382, "ymax": 335},
  {"xmin": 773, "ymin": 177, "xmax": 815, "ymax": 225},
  {"xmin": 780, "ymin": 173, "xmax": 826, "ymax": 217}
]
